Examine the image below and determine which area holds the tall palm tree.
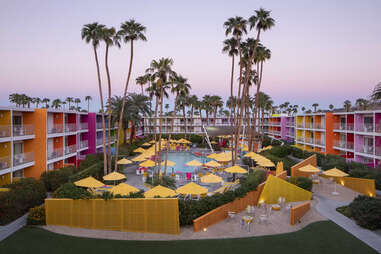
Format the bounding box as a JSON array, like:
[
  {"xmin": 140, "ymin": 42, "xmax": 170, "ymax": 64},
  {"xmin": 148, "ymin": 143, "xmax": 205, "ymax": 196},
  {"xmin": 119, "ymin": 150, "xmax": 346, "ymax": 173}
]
[
  {"xmin": 85, "ymin": 96, "xmax": 92, "ymax": 112},
  {"xmin": 371, "ymin": 82, "xmax": 381, "ymax": 102},
  {"xmin": 101, "ymin": 26, "xmax": 121, "ymax": 172},
  {"xmin": 222, "ymin": 37, "xmax": 238, "ymax": 103},
  {"xmin": 81, "ymin": 22, "xmax": 108, "ymax": 174},
  {"xmin": 34, "ymin": 97, "xmax": 41, "ymax": 108},
  {"xmin": 202, "ymin": 95, "xmax": 212, "ymax": 125},
  {"xmin": 210, "ymin": 95, "xmax": 223, "ymax": 125},
  {"xmin": 136, "ymin": 75, "xmax": 148, "ymax": 95},
  {"xmin": 65, "ymin": 97, "xmax": 74, "ymax": 108},
  {"xmin": 355, "ymin": 98, "xmax": 369, "ymax": 110},
  {"xmin": 344, "ymin": 100, "xmax": 352, "ymax": 112},
  {"xmin": 312, "ymin": 103, "xmax": 319, "ymax": 112},
  {"xmin": 114, "ymin": 19, "xmax": 147, "ymax": 172},
  {"xmin": 74, "ymin": 98, "xmax": 81, "ymax": 108},
  {"xmin": 42, "ymin": 98, "xmax": 50, "ymax": 108},
  {"xmin": 51, "ymin": 99, "xmax": 62, "ymax": 109}
]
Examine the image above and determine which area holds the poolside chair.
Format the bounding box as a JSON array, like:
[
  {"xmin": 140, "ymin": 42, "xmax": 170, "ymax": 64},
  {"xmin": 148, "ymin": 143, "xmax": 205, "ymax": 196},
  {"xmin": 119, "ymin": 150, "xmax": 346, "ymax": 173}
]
[{"xmin": 259, "ymin": 207, "xmax": 272, "ymax": 224}]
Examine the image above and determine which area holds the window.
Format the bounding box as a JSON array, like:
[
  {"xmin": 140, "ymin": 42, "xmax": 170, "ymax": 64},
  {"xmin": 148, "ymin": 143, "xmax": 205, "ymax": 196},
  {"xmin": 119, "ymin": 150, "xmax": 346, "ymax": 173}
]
[
  {"xmin": 13, "ymin": 142, "xmax": 23, "ymax": 155},
  {"xmin": 12, "ymin": 169, "xmax": 23, "ymax": 178}
]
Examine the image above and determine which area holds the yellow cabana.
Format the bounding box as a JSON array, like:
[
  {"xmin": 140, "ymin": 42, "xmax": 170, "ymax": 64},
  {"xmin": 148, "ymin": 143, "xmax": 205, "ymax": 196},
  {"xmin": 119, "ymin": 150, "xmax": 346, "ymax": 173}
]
[
  {"xmin": 204, "ymin": 160, "xmax": 221, "ymax": 168},
  {"xmin": 110, "ymin": 183, "xmax": 139, "ymax": 195},
  {"xmin": 159, "ymin": 160, "xmax": 176, "ymax": 167},
  {"xmin": 275, "ymin": 161, "xmax": 284, "ymax": 175},
  {"xmin": 176, "ymin": 182, "xmax": 208, "ymax": 195},
  {"xmin": 117, "ymin": 158, "xmax": 132, "ymax": 165},
  {"xmin": 139, "ymin": 160, "xmax": 156, "ymax": 167},
  {"xmin": 132, "ymin": 155, "xmax": 147, "ymax": 162},
  {"xmin": 214, "ymin": 153, "xmax": 232, "ymax": 162},
  {"xmin": 323, "ymin": 168, "xmax": 349, "ymax": 177},
  {"xmin": 186, "ymin": 160, "xmax": 202, "ymax": 167},
  {"xmin": 74, "ymin": 176, "xmax": 104, "ymax": 188},
  {"xmin": 141, "ymin": 142, "xmax": 151, "ymax": 147},
  {"xmin": 144, "ymin": 185, "xmax": 176, "ymax": 198},
  {"xmin": 103, "ymin": 172, "xmax": 126, "ymax": 181},
  {"xmin": 298, "ymin": 164, "xmax": 321, "ymax": 173},
  {"xmin": 133, "ymin": 147, "xmax": 146, "ymax": 153},
  {"xmin": 201, "ymin": 174, "xmax": 223, "ymax": 183},
  {"xmin": 207, "ymin": 153, "xmax": 218, "ymax": 159},
  {"xmin": 224, "ymin": 165, "xmax": 248, "ymax": 174}
]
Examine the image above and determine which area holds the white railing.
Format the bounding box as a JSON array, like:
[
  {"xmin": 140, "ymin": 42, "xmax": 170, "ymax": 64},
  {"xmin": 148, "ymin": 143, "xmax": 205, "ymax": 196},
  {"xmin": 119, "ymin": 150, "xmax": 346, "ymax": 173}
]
[
  {"xmin": 0, "ymin": 156, "xmax": 11, "ymax": 170},
  {"xmin": 96, "ymin": 122, "xmax": 103, "ymax": 129},
  {"xmin": 47, "ymin": 124, "xmax": 64, "ymax": 134},
  {"xmin": 305, "ymin": 137, "xmax": 313, "ymax": 144},
  {"xmin": 13, "ymin": 152, "xmax": 34, "ymax": 166},
  {"xmin": 13, "ymin": 125, "xmax": 34, "ymax": 136},
  {"xmin": 296, "ymin": 124, "xmax": 304, "ymax": 128},
  {"xmin": 80, "ymin": 140, "xmax": 88, "ymax": 149},
  {"xmin": 313, "ymin": 123, "xmax": 325, "ymax": 129},
  {"xmin": 65, "ymin": 123, "xmax": 77, "ymax": 132},
  {"xmin": 356, "ymin": 124, "xmax": 373, "ymax": 133},
  {"xmin": 356, "ymin": 146, "xmax": 374, "ymax": 155},
  {"xmin": 314, "ymin": 139, "xmax": 325, "ymax": 146},
  {"xmin": 96, "ymin": 138, "xmax": 103, "ymax": 145},
  {"xmin": 80, "ymin": 122, "xmax": 88, "ymax": 130},
  {"xmin": 0, "ymin": 125, "xmax": 11, "ymax": 138},
  {"xmin": 47, "ymin": 148, "xmax": 63, "ymax": 160},
  {"xmin": 376, "ymin": 147, "xmax": 381, "ymax": 157},
  {"xmin": 65, "ymin": 145, "xmax": 77, "ymax": 155},
  {"xmin": 333, "ymin": 140, "xmax": 346, "ymax": 148}
]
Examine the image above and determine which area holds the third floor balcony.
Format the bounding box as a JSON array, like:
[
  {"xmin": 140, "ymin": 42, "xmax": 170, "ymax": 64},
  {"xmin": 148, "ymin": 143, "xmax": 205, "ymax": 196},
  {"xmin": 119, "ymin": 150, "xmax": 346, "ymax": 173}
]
[
  {"xmin": 47, "ymin": 124, "xmax": 64, "ymax": 134},
  {"xmin": 356, "ymin": 123, "xmax": 373, "ymax": 133},
  {"xmin": 13, "ymin": 124, "xmax": 34, "ymax": 136},
  {"xmin": 333, "ymin": 123, "xmax": 354, "ymax": 131},
  {"xmin": 65, "ymin": 123, "xmax": 77, "ymax": 133},
  {"xmin": 47, "ymin": 148, "xmax": 63, "ymax": 160},
  {"xmin": 13, "ymin": 152, "xmax": 34, "ymax": 166},
  {"xmin": 65, "ymin": 145, "xmax": 77, "ymax": 155}
]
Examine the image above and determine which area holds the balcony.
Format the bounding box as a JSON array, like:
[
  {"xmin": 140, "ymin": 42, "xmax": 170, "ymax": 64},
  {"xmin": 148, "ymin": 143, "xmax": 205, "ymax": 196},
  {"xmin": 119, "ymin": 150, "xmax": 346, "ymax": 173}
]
[
  {"xmin": 356, "ymin": 146, "xmax": 374, "ymax": 155},
  {"xmin": 0, "ymin": 125, "xmax": 11, "ymax": 138},
  {"xmin": 333, "ymin": 140, "xmax": 346, "ymax": 149},
  {"xmin": 65, "ymin": 123, "xmax": 77, "ymax": 133},
  {"xmin": 314, "ymin": 139, "xmax": 325, "ymax": 146},
  {"xmin": 296, "ymin": 137, "xmax": 304, "ymax": 142},
  {"xmin": 65, "ymin": 145, "xmax": 77, "ymax": 155},
  {"xmin": 96, "ymin": 138, "xmax": 103, "ymax": 146},
  {"xmin": 47, "ymin": 148, "xmax": 64, "ymax": 160},
  {"xmin": 313, "ymin": 123, "xmax": 325, "ymax": 130},
  {"xmin": 13, "ymin": 152, "xmax": 34, "ymax": 166},
  {"xmin": 296, "ymin": 124, "xmax": 304, "ymax": 128},
  {"xmin": 13, "ymin": 124, "xmax": 34, "ymax": 136},
  {"xmin": 304, "ymin": 137, "xmax": 313, "ymax": 144},
  {"xmin": 356, "ymin": 124, "xmax": 373, "ymax": 133},
  {"xmin": 304, "ymin": 122, "xmax": 312, "ymax": 129},
  {"xmin": 375, "ymin": 123, "xmax": 381, "ymax": 133},
  {"xmin": 286, "ymin": 122, "xmax": 294, "ymax": 127},
  {"xmin": 376, "ymin": 147, "xmax": 381, "ymax": 157},
  {"xmin": 80, "ymin": 122, "xmax": 88, "ymax": 130},
  {"xmin": 79, "ymin": 140, "xmax": 88, "ymax": 149},
  {"xmin": 96, "ymin": 122, "xmax": 103, "ymax": 129},
  {"xmin": 287, "ymin": 132, "xmax": 295, "ymax": 137},
  {"xmin": 47, "ymin": 124, "xmax": 64, "ymax": 134},
  {"xmin": 0, "ymin": 155, "xmax": 11, "ymax": 170}
]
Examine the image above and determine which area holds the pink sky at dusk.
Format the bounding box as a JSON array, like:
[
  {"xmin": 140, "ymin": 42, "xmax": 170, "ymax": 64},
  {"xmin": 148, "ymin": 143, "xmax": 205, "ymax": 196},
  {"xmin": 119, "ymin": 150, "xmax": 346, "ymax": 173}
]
[{"xmin": 0, "ymin": 0, "xmax": 380, "ymax": 112}]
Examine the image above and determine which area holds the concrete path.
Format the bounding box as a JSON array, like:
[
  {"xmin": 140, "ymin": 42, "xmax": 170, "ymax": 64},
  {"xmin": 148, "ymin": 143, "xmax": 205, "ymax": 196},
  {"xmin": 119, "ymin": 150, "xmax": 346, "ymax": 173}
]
[{"xmin": 315, "ymin": 193, "xmax": 381, "ymax": 253}]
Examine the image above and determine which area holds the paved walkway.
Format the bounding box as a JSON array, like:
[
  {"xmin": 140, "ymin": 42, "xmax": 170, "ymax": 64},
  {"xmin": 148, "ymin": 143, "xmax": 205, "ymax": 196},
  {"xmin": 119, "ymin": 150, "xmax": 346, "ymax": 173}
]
[{"xmin": 315, "ymin": 194, "xmax": 381, "ymax": 253}]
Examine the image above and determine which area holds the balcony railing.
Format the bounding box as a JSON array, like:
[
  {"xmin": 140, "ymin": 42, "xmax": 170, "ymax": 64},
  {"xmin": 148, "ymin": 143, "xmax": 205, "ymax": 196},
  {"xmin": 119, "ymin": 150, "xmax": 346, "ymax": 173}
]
[
  {"xmin": 286, "ymin": 122, "xmax": 294, "ymax": 127},
  {"xmin": 96, "ymin": 122, "xmax": 103, "ymax": 129},
  {"xmin": 80, "ymin": 140, "xmax": 88, "ymax": 149},
  {"xmin": 313, "ymin": 123, "xmax": 325, "ymax": 129},
  {"xmin": 375, "ymin": 123, "xmax": 381, "ymax": 133},
  {"xmin": 96, "ymin": 138, "xmax": 103, "ymax": 145},
  {"xmin": 47, "ymin": 148, "xmax": 63, "ymax": 160},
  {"xmin": 80, "ymin": 122, "xmax": 88, "ymax": 130},
  {"xmin": 376, "ymin": 147, "xmax": 381, "ymax": 157},
  {"xmin": 0, "ymin": 125, "xmax": 11, "ymax": 138},
  {"xmin": 65, "ymin": 123, "xmax": 77, "ymax": 132},
  {"xmin": 296, "ymin": 124, "xmax": 304, "ymax": 128},
  {"xmin": 287, "ymin": 132, "xmax": 295, "ymax": 137},
  {"xmin": 47, "ymin": 124, "xmax": 64, "ymax": 134},
  {"xmin": 333, "ymin": 140, "xmax": 346, "ymax": 148},
  {"xmin": 13, "ymin": 124, "xmax": 34, "ymax": 136},
  {"xmin": 13, "ymin": 152, "xmax": 34, "ymax": 166},
  {"xmin": 296, "ymin": 137, "xmax": 304, "ymax": 142},
  {"xmin": 65, "ymin": 145, "xmax": 77, "ymax": 155},
  {"xmin": 304, "ymin": 122, "xmax": 312, "ymax": 129},
  {"xmin": 304, "ymin": 137, "xmax": 313, "ymax": 144},
  {"xmin": 314, "ymin": 139, "xmax": 325, "ymax": 146},
  {"xmin": 356, "ymin": 124, "xmax": 373, "ymax": 133},
  {"xmin": 333, "ymin": 123, "xmax": 354, "ymax": 131},
  {"xmin": 0, "ymin": 155, "xmax": 11, "ymax": 170},
  {"xmin": 356, "ymin": 146, "xmax": 374, "ymax": 155}
]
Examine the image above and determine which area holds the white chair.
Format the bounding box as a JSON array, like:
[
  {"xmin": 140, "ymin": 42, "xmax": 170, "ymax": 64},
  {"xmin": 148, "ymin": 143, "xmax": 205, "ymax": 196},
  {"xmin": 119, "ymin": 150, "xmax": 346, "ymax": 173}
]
[
  {"xmin": 136, "ymin": 169, "xmax": 141, "ymax": 175},
  {"xmin": 175, "ymin": 175, "xmax": 180, "ymax": 181}
]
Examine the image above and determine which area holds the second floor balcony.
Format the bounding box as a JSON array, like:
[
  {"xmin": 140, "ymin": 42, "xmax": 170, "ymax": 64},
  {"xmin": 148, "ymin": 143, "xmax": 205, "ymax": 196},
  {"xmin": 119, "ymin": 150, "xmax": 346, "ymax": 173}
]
[
  {"xmin": 47, "ymin": 148, "xmax": 63, "ymax": 160},
  {"xmin": 13, "ymin": 124, "xmax": 34, "ymax": 136},
  {"xmin": 333, "ymin": 140, "xmax": 354, "ymax": 150},
  {"xmin": 13, "ymin": 152, "xmax": 34, "ymax": 166},
  {"xmin": 0, "ymin": 155, "xmax": 11, "ymax": 170},
  {"xmin": 333, "ymin": 123, "xmax": 354, "ymax": 131},
  {"xmin": 79, "ymin": 140, "xmax": 88, "ymax": 149},
  {"xmin": 0, "ymin": 125, "xmax": 11, "ymax": 138},
  {"xmin": 65, "ymin": 145, "xmax": 77, "ymax": 155},
  {"xmin": 80, "ymin": 122, "xmax": 88, "ymax": 130},
  {"xmin": 314, "ymin": 139, "xmax": 325, "ymax": 146},
  {"xmin": 356, "ymin": 123, "xmax": 373, "ymax": 133},
  {"xmin": 356, "ymin": 146, "xmax": 374, "ymax": 155},
  {"xmin": 47, "ymin": 124, "xmax": 64, "ymax": 134},
  {"xmin": 65, "ymin": 123, "xmax": 77, "ymax": 133},
  {"xmin": 313, "ymin": 123, "xmax": 325, "ymax": 129}
]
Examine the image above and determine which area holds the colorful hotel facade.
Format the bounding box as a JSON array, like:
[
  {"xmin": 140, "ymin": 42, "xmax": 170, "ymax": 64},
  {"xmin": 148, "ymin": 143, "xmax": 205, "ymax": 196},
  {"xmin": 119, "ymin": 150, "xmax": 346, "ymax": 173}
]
[{"xmin": 0, "ymin": 107, "xmax": 117, "ymax": 186}]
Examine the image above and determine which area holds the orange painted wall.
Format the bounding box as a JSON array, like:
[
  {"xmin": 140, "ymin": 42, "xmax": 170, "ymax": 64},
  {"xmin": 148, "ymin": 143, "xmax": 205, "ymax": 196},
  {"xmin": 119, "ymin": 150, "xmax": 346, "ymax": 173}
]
[
  {"xmin": 23, "ymin": 139, "xmax": 34, "ymax": 153},
  {"xmin": 22, "ymin": 111, "xmax": 34, "ymax": 125},
  {"xmin": 0, "ymin": 173, "xmax": 11, "ymax": 186},
  {"xmin": 290, "ymin": 202, "xmax": 310, "ymax": 225},
  {"xmin": 24, "ymin": 109, "xmax": 47, "ymax": 179},
  {"xmin": 53, "ymin": 113, "xmax": 63, "ymax": 125},
  {"xmin": 325, "ymin": 112, "xmax": 335, "ymax": 155},
  {"xmin": 291, "ymin": 154, "xmax": 317, "ymax": 177},
  {"xmin": 53, "ymin": 137, "xmax": 63, "ymax": 150}
]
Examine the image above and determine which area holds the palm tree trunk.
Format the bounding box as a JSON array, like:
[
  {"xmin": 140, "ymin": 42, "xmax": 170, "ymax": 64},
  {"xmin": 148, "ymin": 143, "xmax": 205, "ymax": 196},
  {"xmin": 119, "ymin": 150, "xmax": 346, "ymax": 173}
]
[
  {"xmin": 158, "ymin": 86, "xmax": 164, "ymax": 174},
  {"xmin": 93, "ymin": 46, "xmax": 107, "ymax": 175},
  {"xmin": 129, "ymin": 125, "xmax": 135, "ymax": 144},
  {"xmin": 114, "ymin": 40, "xmax": 134, "ymax": 171},
  {"xmin": 251, "ymin": 61, "xmax": 264, "ymax": 150},
  {"xmin": 123, "ymin": 127, "xmax": 127, "ymax": 144},
  {"xmin": 141, "ymin": 85, "xmax": 144, "ymax": 95},
  {"xmin": 182, "ymin": 105, "xmax": 187, "ymax": 137},
  {"xmin": 164, "ymin": 95, "xmax": 178, "ymax": 175},
  {"xmin": 153, "ymin": 96, "xmax": 159, "ymax": 171},
  {"xmin": 105, "ymin": 44, "xmax": 112, "ymax": 173}
]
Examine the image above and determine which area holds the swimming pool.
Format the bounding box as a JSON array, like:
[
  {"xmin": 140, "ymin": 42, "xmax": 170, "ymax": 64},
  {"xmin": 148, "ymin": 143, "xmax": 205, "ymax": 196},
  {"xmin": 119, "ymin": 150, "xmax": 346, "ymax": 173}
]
[{"xmin": 160, "ymin": 152, "xmax": 211, "ymax": 173}]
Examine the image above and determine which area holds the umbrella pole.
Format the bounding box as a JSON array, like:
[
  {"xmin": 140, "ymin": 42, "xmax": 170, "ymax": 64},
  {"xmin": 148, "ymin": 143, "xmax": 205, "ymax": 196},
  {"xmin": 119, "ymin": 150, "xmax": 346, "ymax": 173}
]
[{"xmin": 332, "ymin": 180, "xmax": 339, "ymax": 195}]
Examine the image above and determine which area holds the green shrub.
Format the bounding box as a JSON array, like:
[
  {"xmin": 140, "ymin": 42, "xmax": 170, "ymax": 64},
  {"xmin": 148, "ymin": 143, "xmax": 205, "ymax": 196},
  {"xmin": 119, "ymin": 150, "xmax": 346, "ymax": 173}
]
[
  {"xmin": 349, "ymin": 195, "xmax": 381, "ymax": 230},
  {"xmin": 40, "ymin": 166, "xmax": 77, "ymax": 192},
  {"xmin": 145, "ymin": 175, "xmax": 176, "ymax": 189},
  {"xmin": 78, "ymin": 153, "xmax": 103, "ymax": 170},
  {"xmin": 53, "ymin": 182, "xmax": 93, "ymax": 199},
  {"xmin": 287, "ymin": 176, "xmax": 313, "ymax": 191},
  {"xmin": 336, "ymin": 205, "xmax": 352, "ymax": 218},
  {"xmin": 268, "ymin": 146, "xmax": 292, "ymax": 158},
  {"xmin": 69, "ymin": 162, "xmax": 103, "ymax": 182},
  {"xmin": 27, "ymin": 205, "xmax": 46, "ymax": 225},
  {"xmin": 0, "ymin": 178, "xmax": 46, "ymax": 225}
]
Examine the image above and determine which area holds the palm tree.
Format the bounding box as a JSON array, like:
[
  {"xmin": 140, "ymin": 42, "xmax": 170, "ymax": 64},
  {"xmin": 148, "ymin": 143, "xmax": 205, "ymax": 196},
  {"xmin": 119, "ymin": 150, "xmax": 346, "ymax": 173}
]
[
  {"xmin": 74, "ymin": 98, "xmax": 81, "ymax": 108},
  {"xmin": 329, "ymin": 104, "xmax": 334, "ymax": 111},
  {"xmin": 85, "ymin": 96, "xmax": 92, "ymax": 112},
  {"xmin": 136, "ymin": 75, "xmax": 148, "ymax": 95},
  {"xmin": 222, "ymin": 37, "xmax": 238, "ymax": 103},
  {"xmin": 355, "ymin": 98, "xmax": 369, "ymax": 110},
  {"xmin": 65, "ymin": 97, "xmax": 74, "ymax": 108},
  {"xmin": 62, "ymin": 101, "xmax": 67, "ymax": 110},
  {"xmin": 52, "ymin": 99, "xmax": 62, "ymax": 109},
  {"xmin": 371, "ymin": 82, "xmax": 381, "ymax": 101},
  {"xmin": 81, "ymin": 22, "xmax": 108, "ymax": 174},
  {"xmin": 210, "ymin": 95, "xmax": 223, "ymax": 125},
  {"xmin": 301, "ymin": 106, "xmax": 306, "ymax": 112},
  {"xmin": 42, "ymin": 98, "xmax": 50, "ymax": 108},
  {"xmin": 114, "ymin": 19, "xmax": 147, "ymax": 172},
  {"xmin": 312, "ymin": 103, "xmax": 319, "ymax": 112},
  {"xmin": 344, "ymin": 100, "xmax": 352, "ymax": 112},
  {"xmin": 202, "ymin": 95, "xmax": 213, "ymax": 125}
]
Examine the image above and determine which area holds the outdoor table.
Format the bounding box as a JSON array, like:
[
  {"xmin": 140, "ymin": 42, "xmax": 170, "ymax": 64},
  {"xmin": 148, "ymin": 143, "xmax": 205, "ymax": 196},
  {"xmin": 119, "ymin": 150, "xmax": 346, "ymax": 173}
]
[
  {"xmin": 241, "ymin": 215, "xmax": 254, "ymax": 232},
  {"xmin": 272, "ymin": 204, "xmax": 281, "ymax": 211}
]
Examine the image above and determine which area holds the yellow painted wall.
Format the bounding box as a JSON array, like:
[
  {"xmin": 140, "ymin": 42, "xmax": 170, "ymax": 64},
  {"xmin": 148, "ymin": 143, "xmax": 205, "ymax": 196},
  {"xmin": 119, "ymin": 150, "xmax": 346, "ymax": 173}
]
[
  {"xmin": 0, "ymin": 110, "xmax": 11, "ymax": 125},
  {"xmin": 0, "ymin": 141, "xmax": 11, "ymax": 157},
  {"xmin": 0, "ymin": 173, "xmax": 11, "ymax": 186},
  {"xmin": 296, "ymin": 116, "xmax": 303, "ymax": 125}
]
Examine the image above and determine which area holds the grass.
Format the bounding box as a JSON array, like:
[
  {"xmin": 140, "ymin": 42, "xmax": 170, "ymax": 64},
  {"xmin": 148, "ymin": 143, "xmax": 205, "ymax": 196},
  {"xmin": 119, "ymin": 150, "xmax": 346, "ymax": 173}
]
[{"xmin": 0, "ymin": 221, "xmax": 377, "ymax": 254}]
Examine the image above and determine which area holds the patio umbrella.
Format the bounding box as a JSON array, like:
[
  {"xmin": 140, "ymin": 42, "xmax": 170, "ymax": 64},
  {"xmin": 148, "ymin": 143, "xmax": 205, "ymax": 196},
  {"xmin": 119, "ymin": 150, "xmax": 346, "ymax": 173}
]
[
  {"xmin": 207, "ymin": 153, "xmax": 218, "ymax": 159},
  {"xmin": 132, "ymin": 155, "xmax": 147, "ymax": 162},
  {"xmin": 139, "ymin": 160, "xmax": 156, "ymax": 167},
  {"xmin": 159, "ymin": 160, "xmax": 176, "ymax": 167},
  {"xmin": 214, "ymin": 154, "xmax": 232, "ymax": 162},
  {"xmin": 204, "ymin": 160, "xmax": 221, "ymax": 168},
  {"xmin": 144, "ymin": 185, "xmax": 176, "ymax": 198},
  {"xmin": 149, "ymin": 140, "xmax": 156, "ymax": 144},
  {"xmin": 110, "ymin": 183, "xmax": 139, "ymax": 195},
  {"xmin": 103, "ymin": 172, "xmax": 126, "ymax": 181},
  {"xmin": 176, "ymin": 182, "xmax": 208, "ymax": 195},
  {"xmin": 201, "ymin": 174, "xmax": 223, "ymax": 183},
  {"xmin": 74, "ymin": 176, "xmax": 104, "ymax": 188},
  {"xmin": 256, "ymin": 159, "xmax": 275, "ymax": 168},
  {"xmin": 133, "ymin": 147, "xmax": 146, "ymax": 153},
  {"xmin": 141, "ymin": 142, "xmax": 151, "ymax": 147},
  {"xmin": 117, "ymin": 158, "xmax": 132, "ymax": 165},
  {"xmin": 298, "ymin": 164, "xmax": 321, "ymax": 173},
  {"xmin": 224, "ymin": 165, "xmax": 248, "ymax": 174},
  {"xmin": 178, "ymin": 138, "xmax": 191, "ymax": 144},
  {"xmin": 186, "ymin": 160, "xmax": 203, "ymax": 167},
  {"xmin": 322, "ymin": 168, "xmax": 348, "ymax": 195},
  {"xmin": 210, "ymin": 141, "xmax": 218, "ymax": 144},
  {"xmin": 244, "ymin": 152, "xmax": 257, "ymax": 157}
]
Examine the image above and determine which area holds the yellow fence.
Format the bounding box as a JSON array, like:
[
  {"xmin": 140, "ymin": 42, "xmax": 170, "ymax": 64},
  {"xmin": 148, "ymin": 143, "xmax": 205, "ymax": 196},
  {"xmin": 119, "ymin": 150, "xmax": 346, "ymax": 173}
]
[
  {"xmin": 45, "ymin": 198, "xmax": 180, "ymax": 235},
  {"xmin": 322, "ymin": 176, "xmax": 376, "ymax": 197}
]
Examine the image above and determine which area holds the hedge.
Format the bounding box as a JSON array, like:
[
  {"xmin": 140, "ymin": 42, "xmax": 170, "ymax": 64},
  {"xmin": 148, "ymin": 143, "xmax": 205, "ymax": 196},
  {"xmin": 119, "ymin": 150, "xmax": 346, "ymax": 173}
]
[
  {"xmin": 27, "ymin": 205, "xmax": 46, "ymax": 225},
  {"xmin": 0, "ymin": 178, "xmax": 46, "ymax": 225},
  {"xmin": 40, "ymin": 166, "xmax": 78, "ymax": 192},
  {"xmin": 53, "ymin": 182, "xmax": 94, "ymax": 200},
  {"xmin": 348, "ymin": 195, "xmax": 381, "ymax": 230},
  {"xmin": 287, "ymin": 176, "xmax": 313, "ymax": 191}
]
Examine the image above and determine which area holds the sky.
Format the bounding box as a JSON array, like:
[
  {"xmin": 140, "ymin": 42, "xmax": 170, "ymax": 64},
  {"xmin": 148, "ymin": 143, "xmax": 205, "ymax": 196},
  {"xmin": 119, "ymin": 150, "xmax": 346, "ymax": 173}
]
[{"xmin": 0, "ymin": 0, "xmax": 380, "ymax": 112}]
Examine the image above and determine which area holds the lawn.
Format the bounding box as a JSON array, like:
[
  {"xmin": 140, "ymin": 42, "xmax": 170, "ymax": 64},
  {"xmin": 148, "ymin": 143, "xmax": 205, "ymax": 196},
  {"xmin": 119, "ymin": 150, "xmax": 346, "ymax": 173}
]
[{"xmin": 0, "ymin": 221, "xmax": 377, "ymax": 254}]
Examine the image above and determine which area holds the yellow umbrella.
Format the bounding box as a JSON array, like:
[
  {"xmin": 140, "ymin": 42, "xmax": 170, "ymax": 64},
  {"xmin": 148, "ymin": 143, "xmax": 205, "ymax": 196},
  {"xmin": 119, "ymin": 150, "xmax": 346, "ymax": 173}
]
[
  {"xmin": 207, "ymin": 153, "xmax": 218, "ymax": 159},
  {"xmin": 214, "ymin": 154, "xmax": 232, "ymax": 162},
  {"xmin": 141, "ymin": 142, "xmax": 151, "ymax": 147},
  {"xmin": 110, "ymin": 183, "xmax": 139, "ymax": 195},
  {"xmin": 204, "ymin": 160, "xmax": 221, "ymax": 168},
  {"xmin": 144, "ymin": 185, "xmax": 176, "ymax": 198},
  {"xmin": 74, "ymin": 176, "xmax": 104, "ymax": 188},
  {"xmin": 186, "ymin": 160, "xmax": 203, "ymax": 167},
  {"xmin": 201, "ymin": 174, "xmax": 223, "ymax": 183},
  {"xmin": 117, "ymin": 158, "xmax": 132, "ymax": 165},
  {"xmin": 103, "ymin": 172, "xmax": 126, "ymax": 181},
  {"xmin": 132, "ymin": 155, "xmax": 147, "ymax": 162},
  {"xmin": 275, "ymin": 161, "xmax": 284, "ymax": 175},
  {"xmin": 139, "ymin": 160, "xmax": 156, "ymax": 167},
  {"xmin": 149, "ymin": 140, "xmax": 156, "ymax": 144},
  {"xmin": 133, "ymin": 147, "xmax": 146, "ymax": 153},
  {"xmin": 178, "ymin": 138, "xmax": 191, "ymax": 144},
  {"xmin": 224, "ymin": 165, "xmax": 248, "ymax": 174},
  {"xmin": 244, "ymin": 152, "xmax": 257, "ymax": 157},
  {"xmin": 323, "ymin": 168, "xmax": 349, "ymax": 177},
  {"xmin": 298, "ymin": 164, "xmax": 321, "ymax": 173},
  {"xmin": 176, "ymin": 182, "xmax": 208, "ymax": 195},
  {"xmin": 256, "ymin": 159, "xmax": 275, "ymax": 167},
  {"xmin": 159, "ymin": 160, "xmax": 176, "ymax": 167}
]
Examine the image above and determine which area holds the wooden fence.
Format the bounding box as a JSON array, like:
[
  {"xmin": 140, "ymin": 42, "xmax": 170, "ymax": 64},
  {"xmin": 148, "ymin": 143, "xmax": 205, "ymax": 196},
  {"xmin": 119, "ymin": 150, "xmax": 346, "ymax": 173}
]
[{"xmin": 290, "ymin": 201, "xmax": 310, "ymax": 225}]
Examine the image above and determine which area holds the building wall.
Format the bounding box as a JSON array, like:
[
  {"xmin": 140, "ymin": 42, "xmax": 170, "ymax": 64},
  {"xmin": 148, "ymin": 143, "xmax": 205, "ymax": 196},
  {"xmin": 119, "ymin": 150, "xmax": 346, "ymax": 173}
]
[
  {"xmin": 325, "ymin": 112, "xmax": 334, "ymax": 155},
  {"xmin": 0, "ymin": 110, "xmax": 11, "ymax": 125},
  {"xmin": 87, "ymin": 113, "xmax": 96, "ymax": 154}
]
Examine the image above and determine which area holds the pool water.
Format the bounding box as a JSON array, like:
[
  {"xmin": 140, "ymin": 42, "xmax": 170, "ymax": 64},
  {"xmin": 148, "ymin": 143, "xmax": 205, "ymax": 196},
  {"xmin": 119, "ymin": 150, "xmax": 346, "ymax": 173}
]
[{"xmin": 160, "ymin": 152, "xmax": 211, "ymax": 173}]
